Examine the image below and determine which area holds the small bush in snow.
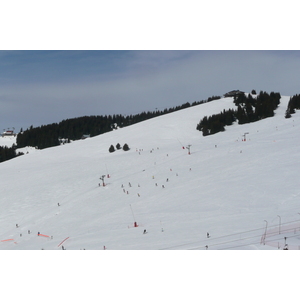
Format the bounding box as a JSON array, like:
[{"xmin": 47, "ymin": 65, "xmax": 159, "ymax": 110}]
[
  {"xmin": 109, "ymin": 145, "xmax": 115, "ymax": 153},
  {"xmin": 123, "ymin": 143, "xmax": 130, "ymax": 151}
]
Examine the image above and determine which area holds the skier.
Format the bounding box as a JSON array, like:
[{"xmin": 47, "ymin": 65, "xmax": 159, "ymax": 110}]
[
  {"xmin": 207, "ymin": 232, "xmax": 210, "ymax": 238},
  {"xmin": 143, "ymin": 229, "xmax": 147, "ymax": 234}
]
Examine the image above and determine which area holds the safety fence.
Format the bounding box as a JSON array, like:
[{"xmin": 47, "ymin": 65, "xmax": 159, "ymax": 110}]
[{"xmin": 160, "ymin": 219, "xmax": 300, "ymax": 250}]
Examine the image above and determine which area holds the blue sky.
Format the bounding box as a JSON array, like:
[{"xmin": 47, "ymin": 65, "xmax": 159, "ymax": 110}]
[{"xmin": 1, "ymin": 50, "xmax": 300, "ymax": 132}]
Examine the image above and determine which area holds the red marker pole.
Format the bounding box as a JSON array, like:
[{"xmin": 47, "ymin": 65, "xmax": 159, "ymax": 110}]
[{"xmin": 130, "ymin": 204, "xmax": 138, "ymax": 227}]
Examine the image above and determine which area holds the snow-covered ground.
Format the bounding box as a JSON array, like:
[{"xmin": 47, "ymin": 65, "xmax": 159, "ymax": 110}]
[
  {"xmin": 0, "ymin": 134, "xmax": 46, "ymax": 155},
  {"xmin": 1, "ymin": 95, "xmax": 300, "ymax": 251},
  {"xmin": 0, "ymin": 135, "xmax": 16, "ymax": 147}
]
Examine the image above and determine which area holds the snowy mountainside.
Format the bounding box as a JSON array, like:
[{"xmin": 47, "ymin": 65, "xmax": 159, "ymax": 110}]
[
  {"xmin": 1, "ymin": 95, "xmax": 300, "ymax": 250},
  {"xmin": 0, "ymin": 135, "xmax": 16, "ymax": 148},
  {"xmin": 0, "ymin": 134, "xmax": 38, "ymax": 155}
]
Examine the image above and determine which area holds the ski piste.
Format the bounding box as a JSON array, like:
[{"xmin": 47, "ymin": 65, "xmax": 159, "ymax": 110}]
[{"xmin": 1, "ymin": 95, "xmax": 300, "ymax": 250}]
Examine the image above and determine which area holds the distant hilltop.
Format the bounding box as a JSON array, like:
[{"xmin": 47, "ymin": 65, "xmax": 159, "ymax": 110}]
[{"xmin": 223, "ymin": 90, "xmax": 245, "ymax": 97}]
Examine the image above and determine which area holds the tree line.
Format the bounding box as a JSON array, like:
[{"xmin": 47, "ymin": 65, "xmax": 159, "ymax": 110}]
[
  {"xmin": 15, "ymin": 96, "xmax": 221, "ymax": 150},
  {"xmin": 0, "ymin": 145, "xmax": 23, "ymax": 163},
  {"xmin": 0, "ymin": 94, "xmax": 221, "ymax": 163},
  {"xmin": 197, "ymin": 91, "xmax": 281, "ymax": 136},
  {"xmin": 285, "ymin": 94, "xmax": 300, "ymax": 118}
]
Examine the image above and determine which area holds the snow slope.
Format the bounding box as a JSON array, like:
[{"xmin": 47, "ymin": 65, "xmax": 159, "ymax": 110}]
[
  {"xmin": 0, "ymin": 135, "xmax": 16, "ymax": 148},
  {"xmin": 1, "ymin": 96, "xmax": 300, "ymax": 250}
]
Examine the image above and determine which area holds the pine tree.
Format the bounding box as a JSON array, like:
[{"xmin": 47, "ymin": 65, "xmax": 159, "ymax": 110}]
[
  {"xmin": 236, "ymin": 105, "xmax": 248, "ymax": 124},
  {"xmin": 109, "ymin": 145, "xmax": 115, "ymax": 153},
  {"xmin": 285, "ymin": 109, "xmax": 292, "ymax": 119},
  {"xmin": 123, "ymin": 143, "xmax": 130, "ymax": 151},
  {"xmin": 234, "ymin": 93, "xmax": 247, "ymax": 106},
  {"xmin": 202, "ymin": 125, "xmax": 209, "ymax": 136}
]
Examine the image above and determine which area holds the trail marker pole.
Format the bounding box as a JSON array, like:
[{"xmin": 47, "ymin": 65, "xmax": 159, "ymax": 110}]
[
  {"xmin": 160, "ymin": 220, "xmax": 164, "ymax": 232},
  {"xmin": 177, "ymin": 138, "xmax": 185, "ymax": 149},
  {"xmin": 105, "ymin": 164, "xmax": 110, "ymax": 178},
  {"xmin": 186, "ymin": 145, "xmax": 192, "ymax": 155},
  {"xmin": 277, "ymin": 215, "xmax": 281, "ymax": 234},
  {"xmin": 263, "ymin": 220, "xmax": 268, "ymax": 245},
  {"xmin": 130, "ymin": 204, "xmax": 138, "ymax": 227}
]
